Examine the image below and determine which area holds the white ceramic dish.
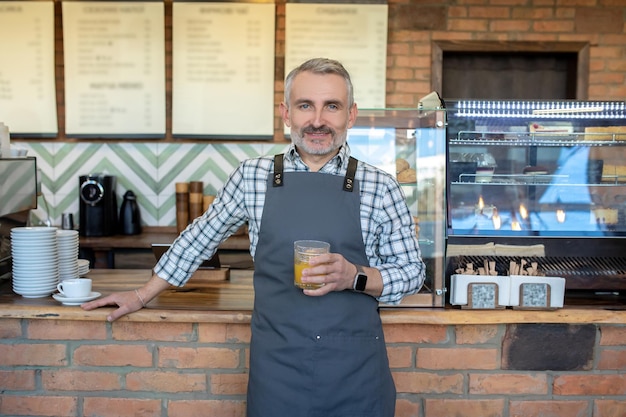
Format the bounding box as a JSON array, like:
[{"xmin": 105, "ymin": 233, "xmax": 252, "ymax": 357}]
[
  {"xmin": 14, "ymin": 289, "xmax": 57, "ymax": 298},
  {"xmin": 52, "ymin": 292, "xmax": 101, "ymax": 306}
]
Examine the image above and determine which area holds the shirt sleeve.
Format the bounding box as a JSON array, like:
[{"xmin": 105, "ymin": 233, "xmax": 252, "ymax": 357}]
[
  {"xmin": 358, "ymin": 165, "xmax": 426, "ymax": 304},
  {"xmin": 153, "ymin": 162, "xmax": 250, "ymax": 287}
]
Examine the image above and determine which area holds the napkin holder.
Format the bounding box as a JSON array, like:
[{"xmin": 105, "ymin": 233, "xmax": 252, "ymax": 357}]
[
  {"xmin": 450, "ymin": 274, "xmax": 509, "ymax": 309},
  {"xmin": 509, "ymin": 275, "xmax": 565, "ymax": 310}
]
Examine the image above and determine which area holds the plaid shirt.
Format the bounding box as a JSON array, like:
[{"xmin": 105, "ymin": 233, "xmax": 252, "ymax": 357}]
[{"xmin": 154, "ymin": 143, "xmax": 425, "ymax": 304}]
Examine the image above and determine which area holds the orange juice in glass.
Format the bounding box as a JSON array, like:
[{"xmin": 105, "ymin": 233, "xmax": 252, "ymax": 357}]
[{"xmin": 294, "ymin": 240, "xmax": 330, "ymax": 289}]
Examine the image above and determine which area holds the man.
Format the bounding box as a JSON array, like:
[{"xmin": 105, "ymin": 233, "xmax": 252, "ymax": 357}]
[{"xmin": 83, "ymin": 57, "xmax": 425, "ymax": 417}]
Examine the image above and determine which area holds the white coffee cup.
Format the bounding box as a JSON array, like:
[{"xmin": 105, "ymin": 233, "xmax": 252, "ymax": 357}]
[{"xmin": 57, "ymin": 278, "xmax": 92, "ymax": 298}]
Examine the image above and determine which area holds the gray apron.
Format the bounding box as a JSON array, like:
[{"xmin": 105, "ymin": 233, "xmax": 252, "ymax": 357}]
[{"xmin": 247, "ymin": 155, "xmax": 396, "ymax": 417}]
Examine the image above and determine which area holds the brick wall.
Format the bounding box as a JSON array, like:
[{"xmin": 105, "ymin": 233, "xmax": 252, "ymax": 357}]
[
  {"xmin": 1, "ymin": 318, "xmax": 626, "ymax": 417},
  {"xmin": 377, "ymin": 0, "xmax": 626, "ymax": 108}
]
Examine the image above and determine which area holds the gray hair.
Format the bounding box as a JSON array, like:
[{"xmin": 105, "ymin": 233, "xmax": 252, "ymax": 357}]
[{"xmin": 284, "ymin": 58, "xmax": 355, "ymax": 109}]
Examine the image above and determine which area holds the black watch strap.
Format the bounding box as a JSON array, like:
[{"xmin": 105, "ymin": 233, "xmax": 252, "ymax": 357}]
[{"xmin": 353, "ymin": 264, "xmax": 368, "ymax": 292}]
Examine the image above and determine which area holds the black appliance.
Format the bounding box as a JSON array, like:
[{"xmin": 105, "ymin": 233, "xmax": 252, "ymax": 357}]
[
  {"xmin": 79, "ymin": 174, "xmax": 117, "ymax": 237},
  {"xmin": 119, "ymin": 190, "xmax": 142, "ymax": 235}
]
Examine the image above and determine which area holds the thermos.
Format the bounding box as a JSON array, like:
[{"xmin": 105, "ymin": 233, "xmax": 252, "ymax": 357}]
[{"xmin": 119, "ymin": 190, "xmax": 142, "ymax": 235}]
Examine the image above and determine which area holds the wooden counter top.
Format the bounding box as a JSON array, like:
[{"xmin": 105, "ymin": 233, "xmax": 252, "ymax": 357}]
[
  {"xmin": 78, "ymin": 226, "xmax": 250, "ymax": 251},
  {"xmin": 1, "ymin": 269, "xmax": 625, "ymax": 324}
]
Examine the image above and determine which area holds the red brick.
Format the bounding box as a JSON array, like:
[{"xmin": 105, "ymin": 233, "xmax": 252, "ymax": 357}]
[
  {"xmin": 469, "ymin": 6, "xmax": 511, "ymax": 18},
  {"xmin": 393, "ymin": 371, "xmax": 464, "ymax": 394},
  {"xmin": 27, "ymin": 319, "xmax": 107, "ymax": 340},
  {"xmin": 384, "ymin": 324, "xmax": 448, "ymax": 344},
  {"xmin": 600, "ymin": 34, "xmax": 626, "ymax": 46},
  {"xmin": 0, "ymin": 370, "xmax": 36, "ymax": 390},
  {"xmin": 417, "ymin": 347, "xmax": 499, "ymax": 370},
  {"xmin": 490, "ymin": 20, "xmax": 532, "ymax": 32},
  {"xmin": 42, "ymin": 370, "xmax": 121, "ymax": 391},
  {"xmin": 448, "ymin": 6, "xmax": 468, "ymax": 18},
  {"xmin": 469, "ymin": 373, "xmax": 548, "ymax": 395},
  {"xmin": 554, "ymin": 374, "xmax": 626, "ymax": 396},
  {"xmin": 575, "ymin": 7, "xmax": 623, "ymax": 33},
  {"xmin": 112, "ymin": 321, "xmax": 194, "ymax": 341},
  {"xmin": 395, "ymin": 398, "xmax": 421, "ymax": 417},
  {"xmin": 198, "ymin": 323, "xmax": 250, "ymax": 343},
  {"xmin": 594, "ymin": 399, "xmax": 626, "ymax": 417},
  {"xmin": 0, "ymin": 318, "xmax": 21, "ymax": 338},
  {"xmin": 387, "ymin": 346, "xmax": 414, "ymax": 368},
  {"xmin": 0, "ymin": 343, "xmax": 67, "ymax": 366},
  {"xmin": 533, "ymin": 20, "xmax": 576, "ymax": 32},
  {"xmin": 600, "ymin": 326, "xmax": 626, "ymax": 346},
  {"xmin": 126, "ymin": 370, "xmax": 206, "ymax": 392},
  {"xmin": 168, "ymin": 400, "xmax": 246, "ymax": 417},
  {"xmin": 388, "ymin": 67, "xmax": 415, "ymax": 81},
  {"xmin": 449, "ymin": 19, "xmax": 490, "ymax": 32},
  {"xmin": 210, "ymin": 372, "xmax": 248, "ymax": 395},
  {"xmin": 598, "ymin": 349, "xmax": 626, "ymax": 370},
  {"xmin": 73, "ymin": 344, "xmax": 153, "ymax": 367},
  {"xmin": 83, "ymin": 397, "xmax": 161, "ymax": 417},
  {"xmin": 456, "ymin": 324, "xmax": 500, "ymax": 344},
  {"xmin": 509, "ymin": 400, "xmax": 589, "ymax": 417},
  {"xmin": 158, "ymin": 346, "xmax": 240, "ymax": 369},
  {"xmin": 0, "ymin": 395, "xmax": 77, "ymax": 417},
  {"xmin": 512, "ymin": 7, "xmax": 554, "ymax": 19},
  {"xmin": 425, "ymin": 398, "xmax": 505, "ymax": 417},
  {"xmin": 591, "ymin": 46, "xmax": 624, "ymax": 59}
]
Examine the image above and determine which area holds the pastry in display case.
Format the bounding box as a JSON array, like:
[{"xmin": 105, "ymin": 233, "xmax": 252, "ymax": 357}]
[
  {"xmin": 445, "ymin": 99, "xmax": 626, "ymax": 303},
  {"xmin": 350, "ymin": 105, "xmax": 447, "ymax": 307}
]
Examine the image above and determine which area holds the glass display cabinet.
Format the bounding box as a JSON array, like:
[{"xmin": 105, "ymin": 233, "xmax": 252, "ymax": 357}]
[
  {"xmin": 445, "ymin": 99, "xmax": 626, "ymax": 302},
  {"xmin": 350, "ymin": 106, "xmax": 447, "ymax": 307}
]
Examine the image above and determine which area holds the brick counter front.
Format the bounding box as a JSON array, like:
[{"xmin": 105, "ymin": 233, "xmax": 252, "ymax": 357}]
[{"xmin": 1, "ymin": 270, "xmax": 625, "ymax": 417}]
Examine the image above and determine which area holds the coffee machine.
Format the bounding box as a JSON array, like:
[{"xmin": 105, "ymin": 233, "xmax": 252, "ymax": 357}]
[{"xmin": 79, "ymin": 174, "xmax": 117, "ymax": 237}]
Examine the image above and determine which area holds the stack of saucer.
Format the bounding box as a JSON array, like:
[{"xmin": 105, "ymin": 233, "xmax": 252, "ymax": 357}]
[
  {"xmin": 78, "ymin": 259, "xmax": 90, "ymax": 276},
  {"xmin": 57, "ymin": 230, "xmax": 79, "ymax": 280},
  {"xmin": 11, "ymin": 227, "xmax": 59, "ymax": 298}
]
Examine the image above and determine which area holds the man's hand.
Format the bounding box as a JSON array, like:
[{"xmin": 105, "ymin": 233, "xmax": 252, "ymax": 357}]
[
  {"xmin": 300, "ymin": 253, "xmax": 382, "ymax": 297},
  {"xmin": 81, "ymin": 273, "xmax": 171, "ymax": 321},
  {"xmin": 81, "ymin": 290, "xmax": 145, "ymax": 322}
]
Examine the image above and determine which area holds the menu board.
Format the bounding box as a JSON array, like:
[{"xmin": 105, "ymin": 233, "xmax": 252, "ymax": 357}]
[
  {"xmin": 0, "ymin": 2, "xmax": 57, "ymax": 136},
  {"xmin": 285, "ymin": 3, "xmax": 388, "ymax": 109},
  {"xmin": 63, "ymin": 2, "xmax": 165, "ymax": 136},
  {"xmin": 172, "ymin": 2, "xmax": 275, "ymax": 138}
]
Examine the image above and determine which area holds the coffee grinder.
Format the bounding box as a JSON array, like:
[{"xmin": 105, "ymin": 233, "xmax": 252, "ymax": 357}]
[{"xmin": 79, "ymin": 174, "xmax": 118, "ymax": 236}]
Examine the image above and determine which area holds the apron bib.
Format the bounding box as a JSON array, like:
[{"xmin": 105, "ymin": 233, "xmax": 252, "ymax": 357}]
[{"xmin": 247, "ymin": 155, "xmax": 395, "ymax": 417}]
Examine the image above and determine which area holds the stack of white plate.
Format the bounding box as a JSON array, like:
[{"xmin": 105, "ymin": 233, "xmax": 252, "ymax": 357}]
[
  {"xmin": 11, "ymin": 227, "xmax": 59, "ymax": 298},
  {"xmin": 57, "ymin": 230, "xmax": 79, "ymax": 280},
  {"xmin": 78, "ymin": 259, "xmax": 90, "ymax": 276}
]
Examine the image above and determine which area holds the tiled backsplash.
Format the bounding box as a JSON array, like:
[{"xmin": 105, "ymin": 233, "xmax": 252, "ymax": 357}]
[{"xmin": 14, "ymin": 141, "xmax": 290, "ymax": 227}]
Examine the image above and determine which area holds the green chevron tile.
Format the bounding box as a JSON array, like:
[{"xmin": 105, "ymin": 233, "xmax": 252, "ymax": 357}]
[
  {"xmin": 25, "ymin": 143, "xmax": 55, "ymax": 166},
  {"xmin": 109, "ymin": 143, "xmax": 159, "ymax": 193}
]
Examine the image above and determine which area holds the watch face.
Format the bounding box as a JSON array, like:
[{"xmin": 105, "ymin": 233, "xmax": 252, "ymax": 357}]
[{"xmin": 355, "ymin": 274, "xmax": 367, "ymax": 292}]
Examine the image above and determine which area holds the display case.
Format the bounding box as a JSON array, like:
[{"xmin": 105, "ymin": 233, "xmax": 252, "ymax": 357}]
[
  {"xmin": 350, "ymin": 106, "xmax": 447, "ymax": 307},
  {"xmin": 445, "ymin": 99, "xmax": 626, "ymax": 301}
]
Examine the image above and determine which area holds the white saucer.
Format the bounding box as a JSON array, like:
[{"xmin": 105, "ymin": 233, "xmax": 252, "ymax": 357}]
[{"xmin": 52, "ymin": 292, "xmax": 101, "ymax": 306}]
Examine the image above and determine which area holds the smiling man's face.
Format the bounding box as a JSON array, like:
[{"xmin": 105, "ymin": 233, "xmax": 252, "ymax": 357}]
[{"xmin": 281, "ymin": 71, "xmax": 357, "ymax": 162}]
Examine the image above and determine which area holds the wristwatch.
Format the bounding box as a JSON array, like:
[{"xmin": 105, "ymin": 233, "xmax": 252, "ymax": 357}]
[{"xmin": 353, "ymin": 264, "xmax": 368, "ymax": 292}]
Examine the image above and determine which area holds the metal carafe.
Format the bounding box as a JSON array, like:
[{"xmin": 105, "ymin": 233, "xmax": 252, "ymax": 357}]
[{"xmin": 119, "ymin": 190, "xmax": 141, "ymax": 235}]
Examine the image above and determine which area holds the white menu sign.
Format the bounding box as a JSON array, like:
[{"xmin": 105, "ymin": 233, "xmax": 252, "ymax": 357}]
[
  {"xmin": 63, "ymin": 2, "xmax": 165, "ymax": 136},
  {"xmin": 172, "ymin": 2, "xmax": 275, "ymax": 138},
  {"xmin": 0, "ymin": 2, "xmax": 57, "ymax": 135},
  {"xmin": 285, "ymin": 3, "xmax": 388, "ymax": 109}
]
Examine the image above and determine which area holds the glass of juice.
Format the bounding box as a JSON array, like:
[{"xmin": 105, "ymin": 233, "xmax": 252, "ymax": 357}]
[{"xmin": 294, "ymin": 240, "xmax": 330, "ymax": 289}]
